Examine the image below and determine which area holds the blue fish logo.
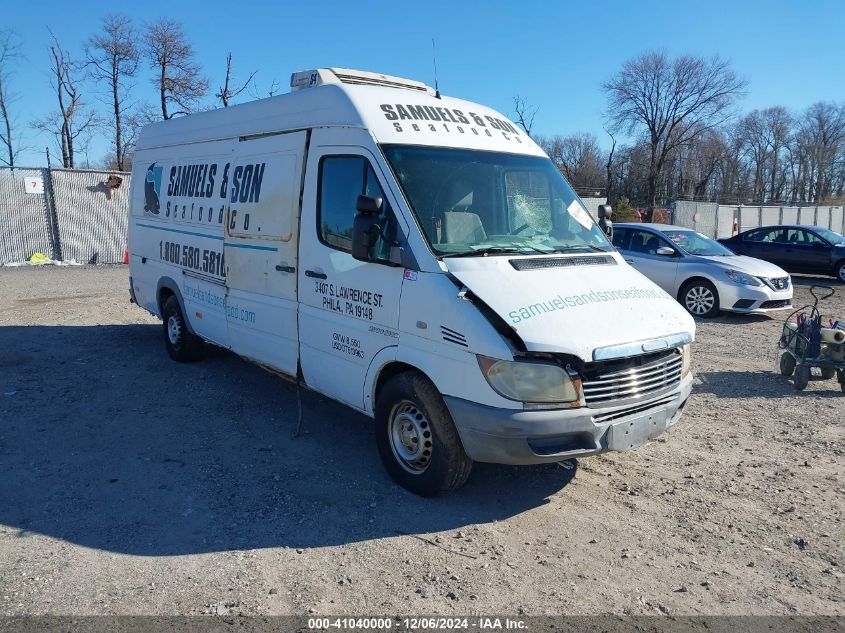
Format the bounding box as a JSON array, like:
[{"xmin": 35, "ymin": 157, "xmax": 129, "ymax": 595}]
[{"xmin": 144, "ymin": 163, "xmax": 163, "ymax": 214}]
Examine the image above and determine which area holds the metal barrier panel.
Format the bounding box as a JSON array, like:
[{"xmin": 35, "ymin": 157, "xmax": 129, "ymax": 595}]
[
  {"xmin": 831, "ymin": 206, "xmax": 844, "ymax": 234},
  {"xmin": 580, "ymin": 196, "xmax": 607, "ymax": 220},
  {"xmin": 0, "ymin": 167, "xmax": 56, "ymax": 265},
  {"xmin": 716, "ymin": 205, "xmax": 735, "ymax": 238},
  {"xmin": 671, "ymin": 201, "xmax": 845, "ymax": 237},
  {"xmin": 737, "ymin": 206, "xmax": 756, "ymax": 233},
  {"xmin": 797, "ymin": 206, "xmax": 813, "ymax": 225},
  {"xmin": 51, "ymin": 169, "xmax": 131, "ymax": 264},
  {"xmin": 781, "ymin": 207, "xmax": 799, "ymax": 225},
  {"xmin": 760, "ymin": 206, "xmax": 779, "ymax": 227},
  {"xmin": 671, "ymin": 200, "xmax": 714, "ymax": 234}
]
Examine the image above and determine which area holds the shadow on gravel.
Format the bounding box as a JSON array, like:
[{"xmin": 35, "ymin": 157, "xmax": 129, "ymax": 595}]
[
  {"xmin": 790, "ymin": 274, "xmax": 842, "ymax": 288},
  {"xmin": 695, "ymin": 369, "xmax": 843, "ymax": 398},
  {"xmin": 700, "ymin": 312, "xmax": 774, "ymax": 327},
  {"xmin": 0, "ymin": 324, "xmax": 575, "ymax": 557}
]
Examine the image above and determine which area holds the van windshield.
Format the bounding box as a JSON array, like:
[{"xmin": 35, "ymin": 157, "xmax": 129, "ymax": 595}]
[{"xmin": 381, "ymin": 145, "xmax": 611, "ymax": 257}]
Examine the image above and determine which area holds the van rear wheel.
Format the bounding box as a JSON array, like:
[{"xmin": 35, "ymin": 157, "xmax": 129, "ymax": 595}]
[
  {"xmin": 162, "ymin": 295, "xmax": 204, "ymax": 362},
  {"xmin": 375, "ymin": 371, "xmax": 472, "ymax": 496}
]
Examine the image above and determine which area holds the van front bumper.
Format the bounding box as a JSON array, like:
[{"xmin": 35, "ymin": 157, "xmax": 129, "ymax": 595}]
[{"xmin": 444, "ymin": 374, "xmax": 693, "ymax": 465}]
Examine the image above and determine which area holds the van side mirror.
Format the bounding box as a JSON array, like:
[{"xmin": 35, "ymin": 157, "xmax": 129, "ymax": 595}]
[
  {"xmin": 598, "ymin": 204, "xmax": 612, "ymax": 220},
  {"xmin": 351, "ymin": 195, "xmax": 383, "ymax": 261},
  {"xmin": 656, "ymin": 246, "xmax": 676, "ymax": 257}
]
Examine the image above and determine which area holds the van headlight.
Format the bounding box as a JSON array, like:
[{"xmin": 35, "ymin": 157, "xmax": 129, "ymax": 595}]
[
  {"xmin": 681, "ymin": 344, "xmax": 692, "ymax": 377},
  {"xmin": 725, "ymin": 269, "xmax": 763, "ymax": 286},
  {"xmin": 477, "ymin": 355, "xmax": 579, "ymax": 403}
]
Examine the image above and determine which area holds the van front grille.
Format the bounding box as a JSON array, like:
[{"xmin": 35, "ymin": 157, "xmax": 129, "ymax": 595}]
[
  {"xmin": 581, "ymin": 350, "xmax": 682, "ymax": 408},
  {"xmin": 592, "ymin": 395, "xmax": 677, "ymax": 424}
]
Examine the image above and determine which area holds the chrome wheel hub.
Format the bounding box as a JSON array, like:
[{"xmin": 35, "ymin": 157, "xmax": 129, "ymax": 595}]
[
  {"xmin": 685, "ymin": 286, "xmax": 714, "ymax": 315},
  {"xmin": 167, "ymin": 314, "xmax": 182, "ymax": 345},
  {"xmin": 389, "ymin": 401, "xmax": 433, "ymax": 474}
]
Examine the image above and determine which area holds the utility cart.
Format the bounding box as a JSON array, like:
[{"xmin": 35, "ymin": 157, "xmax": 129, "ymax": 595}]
[{"xmin": 778, "ymin": 286, "xmax": 845, "ymax": 392}]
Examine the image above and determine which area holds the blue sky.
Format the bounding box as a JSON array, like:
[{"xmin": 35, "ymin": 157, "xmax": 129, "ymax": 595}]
[{"xmin": 6, "ymin": 0, "xmax": 845, "ymax": 166}]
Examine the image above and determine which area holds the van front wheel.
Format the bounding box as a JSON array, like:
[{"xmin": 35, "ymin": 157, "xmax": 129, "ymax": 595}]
[
  {"xmin": 162, "ymin": 295, "xmax": 204, "ymax": 362},
  {"xmin": 375, "ymin": 372, "xmax": 472, "ymax": 496}
]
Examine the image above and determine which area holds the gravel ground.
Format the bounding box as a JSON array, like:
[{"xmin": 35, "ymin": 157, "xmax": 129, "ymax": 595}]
[{"xmin": 0, "ymin": 265, "xmax": 842, "ymax": 616}]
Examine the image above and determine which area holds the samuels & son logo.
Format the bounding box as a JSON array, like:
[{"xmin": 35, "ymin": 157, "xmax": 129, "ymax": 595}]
[
  {"xmin": 144, "ymin": 162, "xmax": 163, "ymax": 214},
  {"xmin": 380, "ymin": 102, "xmax": 524, "ymax": 144}
]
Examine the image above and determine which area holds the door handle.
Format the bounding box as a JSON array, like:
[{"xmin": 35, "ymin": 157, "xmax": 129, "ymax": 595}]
[
  {"xmin": 275, "ymin": 265, "xmax": 295, "ymax": 273},
  {"xmin": 305, "ymin": 270, "xmax": 327, "ymax": 279},
  {"xmin": 625, "ymin": 259, "xmax": 635, "ymax": 264}
]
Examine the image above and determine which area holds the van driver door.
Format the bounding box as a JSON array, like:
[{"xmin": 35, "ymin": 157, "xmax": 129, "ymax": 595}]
[
  {"xmin": 298, "ymin": 132, "xmax": 407, "ymax": 410},
  {"xmin": 224, "ymin": 131, "xmax": 307, "ymax": 376}
]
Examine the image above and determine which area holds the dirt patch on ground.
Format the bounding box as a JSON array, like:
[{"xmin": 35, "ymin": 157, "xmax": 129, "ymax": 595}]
[{"xmin": 0, "ymin": 266, "xmax": 842, "ymax": 616}]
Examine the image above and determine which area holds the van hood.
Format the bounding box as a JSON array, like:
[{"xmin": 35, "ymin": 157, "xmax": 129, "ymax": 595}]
[
  {"xmin": 696, "ymin": 254, "xmax": 788, "ymax": 278},
  {"xmin": 444, "ymin": 253, "xmax": 695, "ymax": 361}
]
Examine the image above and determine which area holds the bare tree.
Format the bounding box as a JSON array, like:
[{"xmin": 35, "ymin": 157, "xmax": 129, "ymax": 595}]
[
  {"xmin": 513, "ymin": 95, "xmax": 538, "ymax": 136},
  {"xmin": 33, "ymin": 32, "xmax": 97, "ymax": 169},
  {"xmin": 0, "ymin": 29, "xmax": 24, "ymax": 167},
  {"xmin": 538, "ymin": 132, "xmax": 605, "ymax": 189},
  {"xmin": 216, "ymin": 53, "xmax": 257, "ymax": 107},
  {"xmin": 86, "ymin": 15, "xmax": 139, "ymax": 171},
  {"xmin": 603, "ymin": 51, "xmax": 746, "ymax": 218},
  {"xmin": 605, "ymin": 129, "xmax": 616, "ymax": 204},
  {"xmin": 144, "ymin": 19, "xmax": 208, "ymax": 119},
  {"xmin": 796, "ymin": 102, "xmax": 845, "ymax": 202}
]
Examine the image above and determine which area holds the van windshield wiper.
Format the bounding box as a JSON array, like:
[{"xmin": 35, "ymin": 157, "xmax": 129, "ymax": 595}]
[
  {"xmin": 444, "ymin": 246, "xmax": 527, "ymax": 258},
  {"xmin": 550, "ymin": 244, "xmax": 612, "ymax": 253}
]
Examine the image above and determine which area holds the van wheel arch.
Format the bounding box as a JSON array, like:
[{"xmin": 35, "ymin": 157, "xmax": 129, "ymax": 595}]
[
  {"xmin": 158, "ymin": 287, "xmax": 175, "ymax": 314},
  {"xmin": 155, "ymin": 278, "xmax": 195, "ymax": 333},
  {"xmin": 374, "ymin": 361, "xmax": 428, "ymax": 405}
]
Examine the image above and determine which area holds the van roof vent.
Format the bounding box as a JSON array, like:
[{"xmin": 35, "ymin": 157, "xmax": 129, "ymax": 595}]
[
  {"xmin": 290, "ymin": 68, "xmax": 435, "ymax": 95},
  {"xmin": 509, "ymin": 256, "xmax": 617, "ymax": 271}
]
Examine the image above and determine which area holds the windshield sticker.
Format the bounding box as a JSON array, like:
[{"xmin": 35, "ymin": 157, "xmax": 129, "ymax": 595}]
[
  {"xmin": 507, "ymin": 287, "xmax": 670, "ymax": 325},
  {"xmin": 567, "ymin": 200, "xmax": 593, "ymax": 230}
]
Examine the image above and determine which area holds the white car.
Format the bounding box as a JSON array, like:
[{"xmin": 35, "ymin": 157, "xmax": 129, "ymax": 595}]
[{"xmin": 613, "ymin": 223, "xmax": 793, "ymax": 318}]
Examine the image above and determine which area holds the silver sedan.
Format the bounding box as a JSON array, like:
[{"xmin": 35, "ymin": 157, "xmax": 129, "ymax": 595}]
[{"xmin": 612, "ymin": 223, "xmax": 794, "ymax": 318}]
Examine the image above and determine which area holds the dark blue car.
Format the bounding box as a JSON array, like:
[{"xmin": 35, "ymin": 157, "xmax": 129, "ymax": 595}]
[{"xmin": 719, "ymin": 225, "xmax": 845, "ymax": 283}]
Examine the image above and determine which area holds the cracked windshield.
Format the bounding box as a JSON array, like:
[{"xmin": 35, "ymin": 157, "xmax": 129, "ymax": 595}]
[{"xmin": 382, "ymin": 146, "xmax": 612, "ymax": 257}]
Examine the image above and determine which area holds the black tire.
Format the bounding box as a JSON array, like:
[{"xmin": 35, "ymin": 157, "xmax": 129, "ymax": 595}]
[
  {"xmin": 838, "ymin": 370, "xmax": 845, "ymax": 393},
  {"xmin": 793, "ymin": 364, "xmax": 810, "ymax": 391},
  {"xmin": 779, "ymin": 352, "xmax": 796, "ymax": 377},
  {"xmin": 835, "ymin": 260, "xmax": 845, "ymax": 284},
  {"xmin": 820, "ymin": 367, "xmax": 836, "ymax": 380},
  {"xmin": 680, "ymin": 279, "xmax": 720, "ymax": 318},
  {"xmin": 162, "ymin": 295, "xmax": 204, "ymax": 362},
  {"xmin": 375, "ymin": 371, "xmax": 472, "ymax": 497}
]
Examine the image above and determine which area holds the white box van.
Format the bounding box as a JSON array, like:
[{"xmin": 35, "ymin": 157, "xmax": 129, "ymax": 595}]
[{"xmin": 128, "ymin": 68, "xmax": 695, "ymax": 496}]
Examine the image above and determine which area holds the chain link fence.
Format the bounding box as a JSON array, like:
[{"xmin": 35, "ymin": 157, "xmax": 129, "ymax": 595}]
[
  {"xmin": 0, "ymin": 167, "xmax": 131, "ymax": 265},
  {"xmin": 670, "ymin": 200, "xmax": 845, "ymax": 238}
]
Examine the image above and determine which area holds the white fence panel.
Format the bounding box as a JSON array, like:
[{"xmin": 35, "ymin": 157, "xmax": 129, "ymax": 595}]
[
  {"xmin": 781, "ymin": 207, "xmax": 799, "ymax": 225},
  {"xmin": 671, "ymin": 201, "xmax": 845, "ymax": 238}
]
